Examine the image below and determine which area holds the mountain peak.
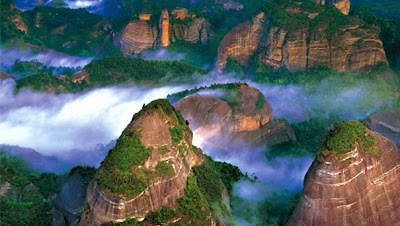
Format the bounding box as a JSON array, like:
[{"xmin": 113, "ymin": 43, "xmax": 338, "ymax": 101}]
[
  {"xmin": 82, "ymin": 99, "xmax": 206, "ymax": 224},
  {"xmin": 287, "ymin": 120, "xmax": 400, "ymax": 225}
]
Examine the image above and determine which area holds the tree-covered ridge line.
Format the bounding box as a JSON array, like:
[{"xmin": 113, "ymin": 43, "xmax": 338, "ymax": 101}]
[{"xmin": 14, "ymin": 57, "xmax": 209, "ymax": 94}]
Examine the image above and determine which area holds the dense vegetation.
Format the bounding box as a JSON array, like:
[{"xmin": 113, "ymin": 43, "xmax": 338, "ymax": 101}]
[
  {"xmin": 83, "ymin": 56, "xmax": 209, "ymax": 86},
  {"xmin": 322, "ymin": 120, "xmax": 379, "ymax": 161},
  {"xmin": 230, "ymin": 190, "xmax": 301, "ymax": 225},
  {"xmin": 15, "ymin": 72, "xmax": 89, "ymax": 93},
  {"xmin": 3, "ymin": 3, "xmax": 121, "ymax": 57},
  {"xmin": 144, "ymin": 207, "xmax": 178, "ymax": 225},
  {"xmin": 0, "ymin": 152, "xmax": 55, "ymax": 225},
  {"xmin": 262, "ymin": 0, "xmax": 349, "ymax": 39},
  {"xmin": 175, "ymin": 176, "xmax": 213, "ymax": 225},
  {"xmin": 97, "ymin": 134, "xmax": 153, "ymax": 198},
  {"xmin": 15, "ymin": 57, "xmax": 210, "ymax": 93},
  {"xmin": 97, "ymin": 99, "xmax": 190, "ymax": 198},
  {"xmin": 204, "ymin": 155, "xmax": 244, "ymax": 194},
  {"xmin": 266, "ymin": 115, "xmax": 341, "ymax": 159},
  {"xmin": 351, "ymin": 0, "xmax": 400, "ymax": 22},
  {"xmin": 155, "ymin": 161, "xmax": 175, "ymax": 177},
  {"xmin": 10, "ymin": 60, "xmax": 79, "ymax": 77},
  {"xmin": 102, "ymin": 218, "xmax": 139, "ymax": 226}
]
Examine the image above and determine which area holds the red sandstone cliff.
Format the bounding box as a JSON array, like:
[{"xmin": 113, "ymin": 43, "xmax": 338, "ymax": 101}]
[
  {"xmin": 286, "ymin": 128, "xmax": 400, "ymax": 226},
  {"xmin": 174, "ymin": 84, "xmax": 296, "ymax": 150},
  {"xmin": 114, "ymin": 8, "xmax": 214, "ymax": 55},
  {"xmin": 315, "ymin": 0, "xmax": 350, "ymax": 15},
  {"xmin": 80, "ymin": 100, "xmax": 217, "ymax": 225},
  {"xmin": 216, "ymin": 1, "xmax": 387, "ymax": 73}
]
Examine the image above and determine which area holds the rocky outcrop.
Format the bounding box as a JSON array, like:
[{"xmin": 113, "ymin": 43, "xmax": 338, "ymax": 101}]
[
  {"xmin": 80, "ymin": 100, "xmax": 207, "ymax": 225},
  {"xmin": 287, "ymin": 127, "xmax": 400, "ymax": 225},
  {"xmin": 216, "ymin": 2, "xmax": 387, "ymax": 73},
  {"xmin": 0, "ymin": 71, "xmax": 15, "ymax": 82},
  {"xmin": 315, "ymin": 0, "xmax": 350, "ymax": 15},
  {"xmin": 216, "ymin": 13, "xmax": 265, "ymax": 71},
  {"xmin": 368, "ymin": 108, "xmax": 400, "ymax": 147},
  {"xmin": 174, "ymin": 84, "xmax": 295, "ymax": 150},
  {"xmin": 159, "ymin": 9, "xmax": 170, "ymax": 47},
  {"xmin": 114, "ymin": 20, "xmax": 158, "ymax": 55},
  {"xmin": 114, "ymin": 8, "xmax": 214, "ymax": 55},
  {"xmin": 9, "ymin": 14, "xmax": 28, "ymax": 33}
]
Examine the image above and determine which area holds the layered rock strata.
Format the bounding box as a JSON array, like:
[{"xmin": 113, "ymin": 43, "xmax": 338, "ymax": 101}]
[
  {"xmin": 216, "ymin": 2, "xmax": 387, "ymax": 73},
  {"xmin": 287, "ymin": 129, "xmax": 400, "ymax": 225},
  {"xmin": 114, "ymin": 8, "xmax": 214, "ymax": 55},
  {"xmin": 80, "ymin": 100, "xmax": 206, "ymax": 225},
  {"xmin": 175, "ymin": 84, "xmax": 295, "ymax": 150}
]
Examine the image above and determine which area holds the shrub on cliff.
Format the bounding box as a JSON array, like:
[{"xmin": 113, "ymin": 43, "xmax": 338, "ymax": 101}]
[{"xmin": 323, "ymin": 120, "xmax": 379, "ymax": 159}]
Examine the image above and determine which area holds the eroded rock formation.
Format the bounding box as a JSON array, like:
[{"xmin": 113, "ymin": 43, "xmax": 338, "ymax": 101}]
[
  {"xmin": 114, "ymin": 8, "xmax": 214, "ymax": 55},
  {"xmin": 315, "ymin": 0, "xmax": 350, "ymax": 15},
  {"xmin": 216, "ymin": 1, "xmax": 387, "ymax": 73},
  {"xmin": 80, "ymin": 100, "xmax": 209, "ymax": 225},
  {"xmin": 287, "ymin": 128, "xmax": 400, "ymax": 225},
  {"xmin": 114, "ymin": 20, "xmax": 158, "ymax": 55},
  {"xmin": 174, "ymin": 84, "xmax": 295, "ymax": 150}
]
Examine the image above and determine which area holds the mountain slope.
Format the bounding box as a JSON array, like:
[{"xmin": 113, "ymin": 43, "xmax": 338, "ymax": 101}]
[
  {"xmin": 80, "ymin": 99, "xmax": 233, "ymax": 225},
  {"xmin": 173, "ymin": 83, "xmax": 295, "ymax": 150},
  {"xmin": 216, "ymin": 0, "xmax": 387, "ymax": 73},
  {"xmin": 286, "ymin": 120, "xmax": 400, "ymax": 225}
]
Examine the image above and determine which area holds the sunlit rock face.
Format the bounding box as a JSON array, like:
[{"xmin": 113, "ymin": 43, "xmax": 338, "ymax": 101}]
[
  {"xmin": 114, "ymin": 8, "xmax": 214, "ymax": 55},
  {"xmin": 287, "ymin": 130, "xmax": 400, "ymax": 226},
  {"xmin": 216, "ymin": 4, "xmax": 387, "ymax": 73},
  {"xmin": 315, "ymin": 0, "xmax": 350, "ymax": 15},
  {"xmin": 114, "ymin": 20, "xmax": 158, "ymax": 55},
  {"xmin": 80, "ymin": 100, "xmax": 206, "ymax": 225},
  {"xmin": 368, "ymin": 108, "xmax": 400, "ymax": 147},
  {"xmin": 175, "ymin": 84, "xmax": 296, "ymax": 150}
]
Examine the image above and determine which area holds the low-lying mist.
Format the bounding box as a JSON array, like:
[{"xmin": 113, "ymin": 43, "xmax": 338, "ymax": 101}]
[
  {"xmin": 0, "ymin": 60, "xmax": 397, "ymax": 225},
  {"xmin": 0, "ymin": 47, "xmax": 93, "ymax": 71},
  {"xmin": 0, "ymin": 79, "xmax": 187, "ymax": 162}
]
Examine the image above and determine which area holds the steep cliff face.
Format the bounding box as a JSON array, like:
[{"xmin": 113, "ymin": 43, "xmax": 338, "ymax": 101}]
[
  {"xmin": 216, "ymin": 0, "xmax": 387, "ymax": 73},
  {"xmin": 368, "ymin": 108, "xmax": 400, "ymax": 147},
  {"xmin": 51, "ymin": 166, "xmax": 96, "ymax": 225},
  {"xmin": 315, "ymin": 0, "xmax": 350, "ymax": 15},
  {"xmin": 80, "ymin": 99, "xmax": 219, "ymax": 225},
  {"xmin": 114, "ymin": 20, "xmax": 158, "ymax": 55},
  {"xmin": 287, "ymin": 121, "xmax": 400, "ymax": 226},
  {"xmin": 114, "ymin": 8, "xmax": 214, "ymax": 55},
  {"xmin": 174, "ymin": 84, "xmax": 295, "ymax": 150}
]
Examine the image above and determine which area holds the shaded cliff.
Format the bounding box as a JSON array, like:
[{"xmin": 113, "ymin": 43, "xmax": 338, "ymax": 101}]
[
  {"xmin": 286, "ymin": 120, "xmax": 400, "ymax": 225},
  {"xmin": 368, "ymin": 108, "xmax": 400, "ymax": 147},
  {"xmin": 174, "ymin": 83, "xmax": 296, "ymax": 150},
  {"xmin": 51, "ymin": 166, "xmax": 97, "ymax": 225},
  {"xmin": 216, "ymin": 0, "xmax": 387, "ymax": 73},
  {"xmin": 80, "ymin": 99, "xmax": 232, "ymax": 225},
  {"xmin": 114, "ymin": 8, "xmax": 214, "ymax": 55}
]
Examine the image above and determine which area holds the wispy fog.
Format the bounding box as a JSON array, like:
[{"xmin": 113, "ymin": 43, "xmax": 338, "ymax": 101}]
[
  {"xmin": 0, "ymin": 79, "xmax": 188, "ymax": 157},
  {"xmin": 0, "ymin": 47, "xmax": 93, "ymax": 70},
  {"xmin": 136, "ymin": 48, "xmax": 185, "ymax": 60}
]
